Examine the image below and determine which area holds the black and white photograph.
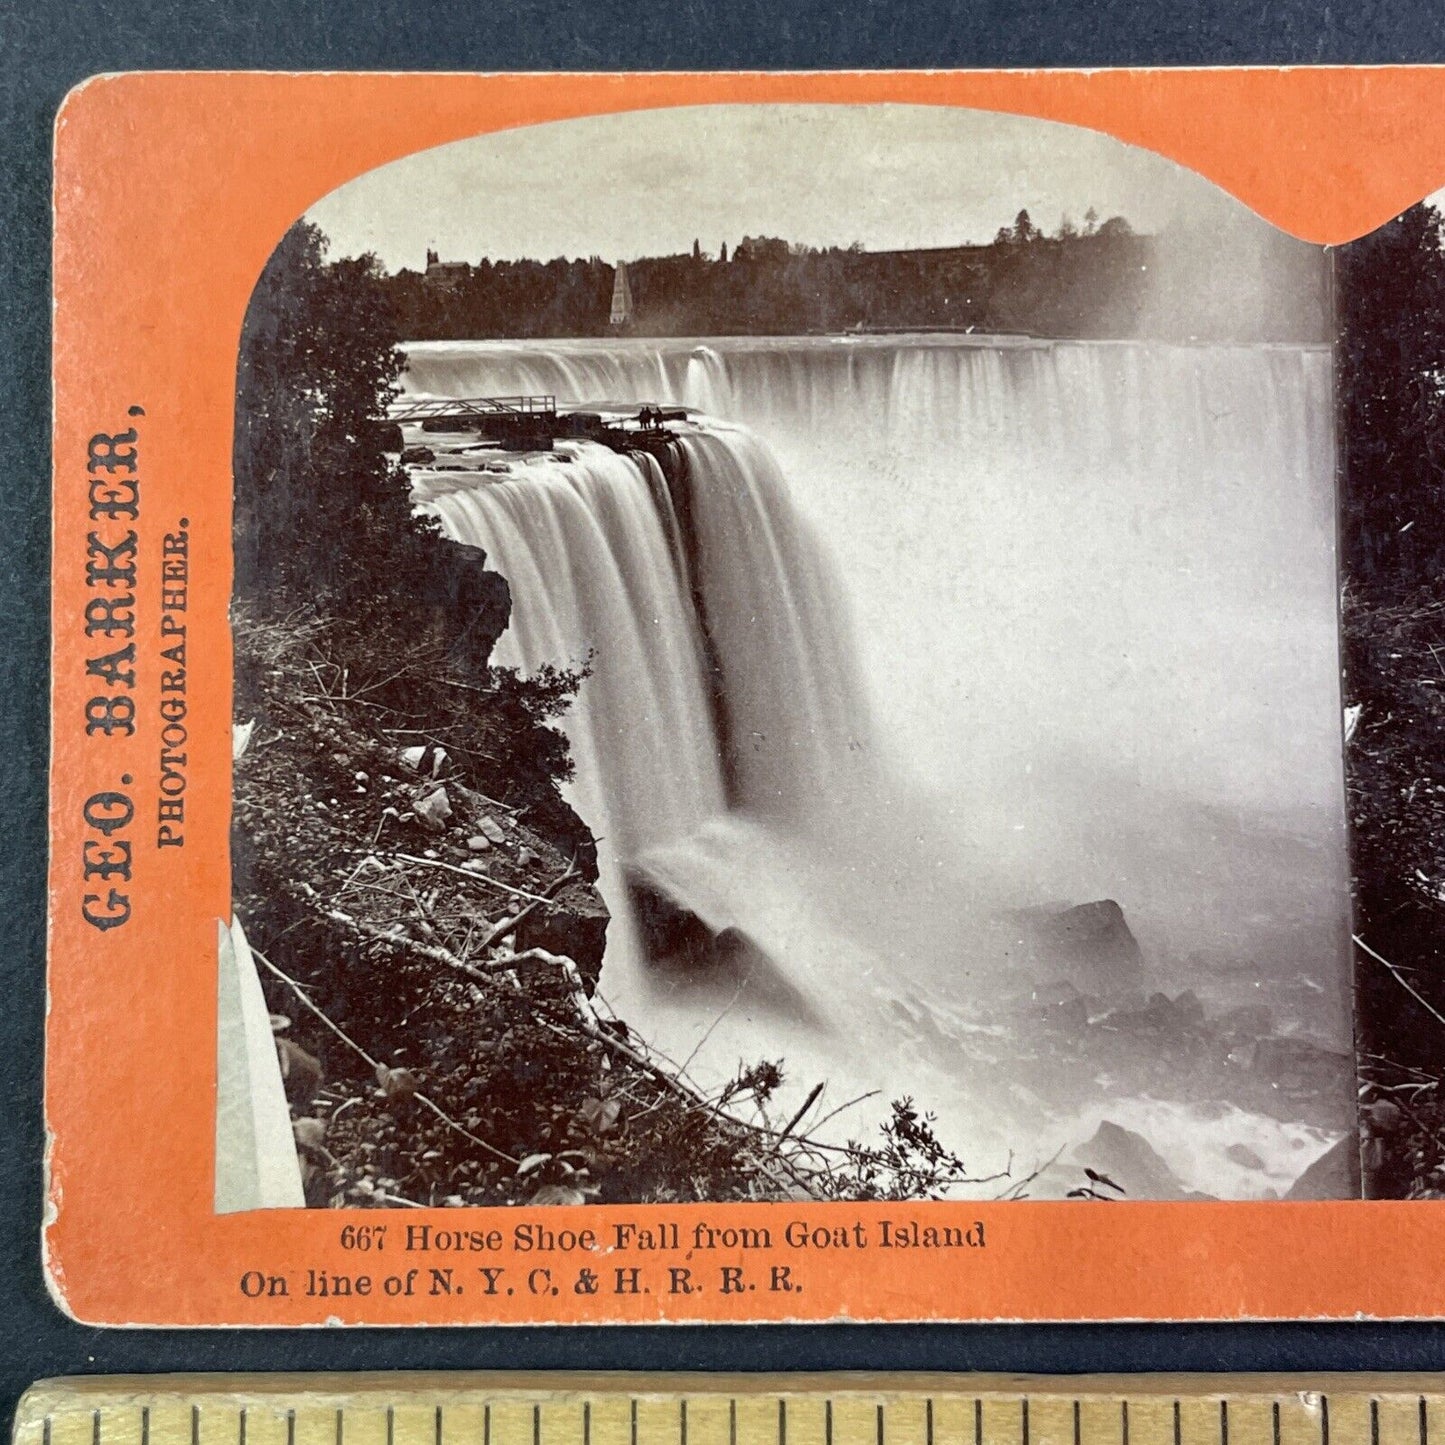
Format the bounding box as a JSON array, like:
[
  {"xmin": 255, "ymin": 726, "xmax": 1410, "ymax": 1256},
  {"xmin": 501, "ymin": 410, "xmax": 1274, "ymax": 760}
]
[{"xmin": 219, "ymin": 104, "xmax": 1357, "ymax": 1211}]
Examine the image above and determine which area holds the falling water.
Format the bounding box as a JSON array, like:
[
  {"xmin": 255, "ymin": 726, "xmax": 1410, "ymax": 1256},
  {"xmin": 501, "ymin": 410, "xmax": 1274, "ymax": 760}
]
[{"xmin": 403, "ymin": 335, "xmax": 1352, "ymax": 1198}]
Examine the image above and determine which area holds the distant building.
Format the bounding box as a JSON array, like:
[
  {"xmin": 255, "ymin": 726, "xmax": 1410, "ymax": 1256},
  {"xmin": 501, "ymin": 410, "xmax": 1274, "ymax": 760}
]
[
  {"xmin": 610, "ymin": 262, "xmax": 634, "ymax": 328},
  {"xmin": 733, "ymin": 235, "xmax": 790, "ymax": 264},
  {"xmin": 424, "ymin": 248, "xmax": 470, "ymax": 291}
]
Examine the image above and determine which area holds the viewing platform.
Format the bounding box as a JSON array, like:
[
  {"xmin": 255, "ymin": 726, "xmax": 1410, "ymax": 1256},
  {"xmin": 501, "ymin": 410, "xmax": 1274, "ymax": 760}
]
[{"xmin": 390, "ymin": 394, "xmax": 687, "ymax": 456}]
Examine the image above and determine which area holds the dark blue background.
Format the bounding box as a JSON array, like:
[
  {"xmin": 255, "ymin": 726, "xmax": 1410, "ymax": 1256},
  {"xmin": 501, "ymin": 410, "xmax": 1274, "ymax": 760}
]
[{"xmin": 6, "ymin": 0, "xmax": 1445, "ymax": 1419}]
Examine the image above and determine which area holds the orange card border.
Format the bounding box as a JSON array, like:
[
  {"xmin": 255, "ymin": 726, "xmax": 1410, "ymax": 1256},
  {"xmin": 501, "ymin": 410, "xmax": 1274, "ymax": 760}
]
[{"xmin": 45, "ymin": 66, "xmax": 1445, "ymax": 1327}]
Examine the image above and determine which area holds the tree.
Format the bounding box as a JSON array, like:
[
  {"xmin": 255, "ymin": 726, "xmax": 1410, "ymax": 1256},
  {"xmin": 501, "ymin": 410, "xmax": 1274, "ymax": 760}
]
[
  {"xmin": 1083, "ymin": 207, "xmax": 1099, "ymax": 236},
  {"xmin": 692, "ymin": 237, "xmax": 702, "ymax": 261},
  {"xmin": 1012, "ymin": 209, "xmax": 1038, "ymax": 244},
  {"xmin": 1057, "ymin": 214, "xmax": 1078, "ymax": 240},
  {"xmin": 234, "ymin": 220, "xmax": 433, "ymax": 611},
  {"xmin": 1097, "ymin": 215, "xmax": 1134, "ymax": 239},
  {"xmin": 1338, "ymin": 201, "xmax": 1445, "ymax": 594}
]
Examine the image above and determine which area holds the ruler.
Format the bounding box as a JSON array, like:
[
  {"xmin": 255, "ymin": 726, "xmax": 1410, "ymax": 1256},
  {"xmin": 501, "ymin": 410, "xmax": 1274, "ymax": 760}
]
[{"xmin": 16, "ymin": 1377, "xmax": 1445, "ymax": 1445}]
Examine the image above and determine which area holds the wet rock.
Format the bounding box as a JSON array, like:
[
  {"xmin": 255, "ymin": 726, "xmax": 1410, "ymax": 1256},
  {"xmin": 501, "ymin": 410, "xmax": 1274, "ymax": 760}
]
[
  {"xmin": 1073, "ymin": 1120, "xmax": 1208, "ymax": 1201},
  {"xmin": 625, "ymin": 867, "xmax": 819, "ymax": 1022},
  {"xmin": 1173, "ymin": 989, "xmax": 1205, "ymax": 1025},
  {"xmin": 515, "ymin": 881, "xmax": 610, "ymax": 994},
  {"xmin": 1012, "ymin": 899, "xmax": 1145, "ymax": 996},
  {"xmin": 1285, "ymin": 1135, "xmax": 1361, "ymax": 1200},
  {"xmin": 1033, "ymin": 980, "xmax": 1091, "ymax": 1032},
  {"xmin": 1225, "ymin": 1143, "xmax": 1266, "ymax": 1171},
  {"xmin": 629, "ymin": 869, "xmax": 714, "ymax": 966},
  {"xmin": 1217, "ymin": 1003, "xmax": 1274, "ymax": 1037},
  {"xmin": 1106, "ymin": 990, "xmax": 1208, "ymax": 1040},
  {"xmin": 1251, "ymin": 1036, "xmax": 1354, "ymax": 1097},
  {"xmin": 401, "ymin": 445, "xmax": 436, "ymax": 465}
]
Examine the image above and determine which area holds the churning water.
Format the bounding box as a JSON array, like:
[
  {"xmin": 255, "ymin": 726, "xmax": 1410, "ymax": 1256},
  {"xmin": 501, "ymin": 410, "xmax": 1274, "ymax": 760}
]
[{"xmin": 403, "ymin": 335, "xmax": 1352, "ymax": 1199}]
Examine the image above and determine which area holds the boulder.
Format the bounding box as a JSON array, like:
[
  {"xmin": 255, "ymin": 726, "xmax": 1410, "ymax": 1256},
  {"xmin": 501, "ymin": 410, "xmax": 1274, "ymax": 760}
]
[
  {"xmin": 400, "ymin": 743, "xmax": 448, "ymax": 777},
  {"xmin": 1106, "ymin": 990, "xmax": 1208, "ymax": 1041},
  {"xmin": 1217, "ymin": 1002, "xmax": 1274, "ymax": 1037},
  {"xmin": 1285, "ymin": 1135, "xmax": 1361, "ymax": 1200},
  {"xmin": 401, "ymin": 445, "xmax": 436, "ymax": 465},
  {"xmin": 629, "ymin": 869, "xmax": 715, "ymax": 967},
  {"xmin": 624, "ymin": 867, "xmax": 818, "ymax": 1021},
  {"xmin": 412, "ymin": 786, "xmax": 453, "ymax": 832},
  {"xmin": 1251, "ymin": 1036, "xmax": 1354, "ymax": 1097},
  {"xmin": 418, "ymin": 542, "xmax": 512, "ymax": 672},
  {"xmin": 515, "ymin": 880, "xmax": 610, "ymax": 994},
  {"xmin": 1073, "ymin": 1120, "xmax": 1202, "ymax": 1201},
  {"xmin": 1225, "ymin": 1142, "xmax": 1266, "ymax": 1171},
  {"xmin": 1012, "ymin": 899, "xmax": 1145, "ymax": 997}
]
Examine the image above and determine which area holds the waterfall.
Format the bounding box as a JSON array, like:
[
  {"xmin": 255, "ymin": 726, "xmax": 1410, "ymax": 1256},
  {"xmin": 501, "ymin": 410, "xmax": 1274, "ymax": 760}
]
[
  {"xmin": 412, "ymin": 431, "xmax": 911, "ymax": 1051},
  {"xmin": 403, "ymin": 334, "xmax": 1350, "ymax": 1198}
]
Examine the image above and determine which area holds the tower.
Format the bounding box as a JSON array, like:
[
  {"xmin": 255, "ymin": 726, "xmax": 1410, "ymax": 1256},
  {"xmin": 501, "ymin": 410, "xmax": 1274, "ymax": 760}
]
[{"xmin": 610, "ymin": 261, "xmax": 634, "ymax": 329}]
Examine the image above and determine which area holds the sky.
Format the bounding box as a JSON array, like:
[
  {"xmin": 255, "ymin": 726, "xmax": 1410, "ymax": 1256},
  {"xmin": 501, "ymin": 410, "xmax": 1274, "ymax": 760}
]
[{"xmin": 304, "ymin": 102, "xmax": 1274, "ymax": 270}]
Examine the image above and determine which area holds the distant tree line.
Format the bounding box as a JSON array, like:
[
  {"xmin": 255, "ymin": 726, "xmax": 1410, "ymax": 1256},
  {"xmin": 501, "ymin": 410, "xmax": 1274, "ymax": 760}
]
[{"xmin": 381, "ymin": 212, "xmax": 1328, "ymax": 343}]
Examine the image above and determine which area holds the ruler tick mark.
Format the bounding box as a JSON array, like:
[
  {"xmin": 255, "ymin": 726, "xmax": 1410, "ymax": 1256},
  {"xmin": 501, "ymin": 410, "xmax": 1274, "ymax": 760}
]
[
  {"xmin": 730, "ymin": 1402, "xmax": 737, "ymax": 1445},
  {"xmin": 826, "ymin": 1403, "xmax": 833, "ymax": 1445},
  {"xmin": 1323, "ymin": 1396, "xmax": 1331, "ymax": 1445},
  {"xmin": 1371, "ymin": 1402, "xmax": 1380, "ymax": 1445},
  {"xmin": 535, "ymin": 1405, "xmax": 541, "ymax": 1445},
  {"xmin": 779, "ymin": 1401, "xmax": 787, "ymax": 1445},
  {"xmin": 1123, "ymin": 1400, "xmax": 1130, "ymax": 1445},
  {"xmin": 632, "ymin": 1400, "xmax": 638, "ymax": 1445},
  {"xmin": 927, "ymin": 1399, "xmax": 934, "ymax": 1445},
  {"xmin": 877, "ymin": 1404, "xmax": 885, "ymax": 1445},
  {"xmin": 1273, "ymin": 1404, "xmax": 1281, "ymax": 1445},
  {"xmin": 1174, "ymin": 1401, "xmax": 1182, "ymax": 1445},
  {"xmin": 287, "ymin": 1411, "xmax": 295, "ymax": 1445},
  {"xmin": 143, "ymin": 1407, "xmax": 151, "ymax": 1445},
  {"xmin": 583, "ymin": 1405, "xmax": 589, "ymax": 1445},
  {"xmin": 1424, "ymin": 1397, "xmax": 1432, "ymax": 1445},
  {"xmin": 976, "ymin": 1399, "xmax": 983, "ymax": 1445},
  {"xmin": 437, "ymin": 1405, "xmax": 444, "ymax": 1445},
  {"xmin": 485, "ymin": 1406, "xmax": 492, "ymax": 1445},
  {"xmin": 681, "ymin": 1400, "xmax": 688, "ymax": 1445},
  {"xmin": 337, "ymin": 1409, "xmax": 344, "ymax": 1445},
  {"xmin": 239, "ymin": 1409, "xmax": 247, "ymax": 1445},
  {"xmin": 1074, "ymin": 1401, "xmax": 1081, "ymax": 1445},
  {"xmin": 1222, "ymin": 1401, "xmax": 1230, "ymax": 1445},
  {"xmin": 1023, "ymin": 1398, "xmax": 1030, "ymax": 1445}
]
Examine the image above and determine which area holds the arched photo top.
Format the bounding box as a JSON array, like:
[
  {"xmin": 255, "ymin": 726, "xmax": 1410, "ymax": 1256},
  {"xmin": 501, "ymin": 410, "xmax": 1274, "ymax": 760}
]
[{"xmin": 297, "ymin": 102, "xmax": 1326, "ymax": 348}]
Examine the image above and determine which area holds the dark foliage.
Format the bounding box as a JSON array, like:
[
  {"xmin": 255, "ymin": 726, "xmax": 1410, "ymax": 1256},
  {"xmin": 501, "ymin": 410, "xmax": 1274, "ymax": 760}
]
[
  {"xmin": 1338, "ymin": 203, "xmax": 1445, "ymax": 597},
  {"xmin": 1339, "ymin": 202, "xmax": 1445, "ymax": 1194},
  {"xmin": 234, "ymin": 220, "xmax": 436, "ymax": 612}
]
